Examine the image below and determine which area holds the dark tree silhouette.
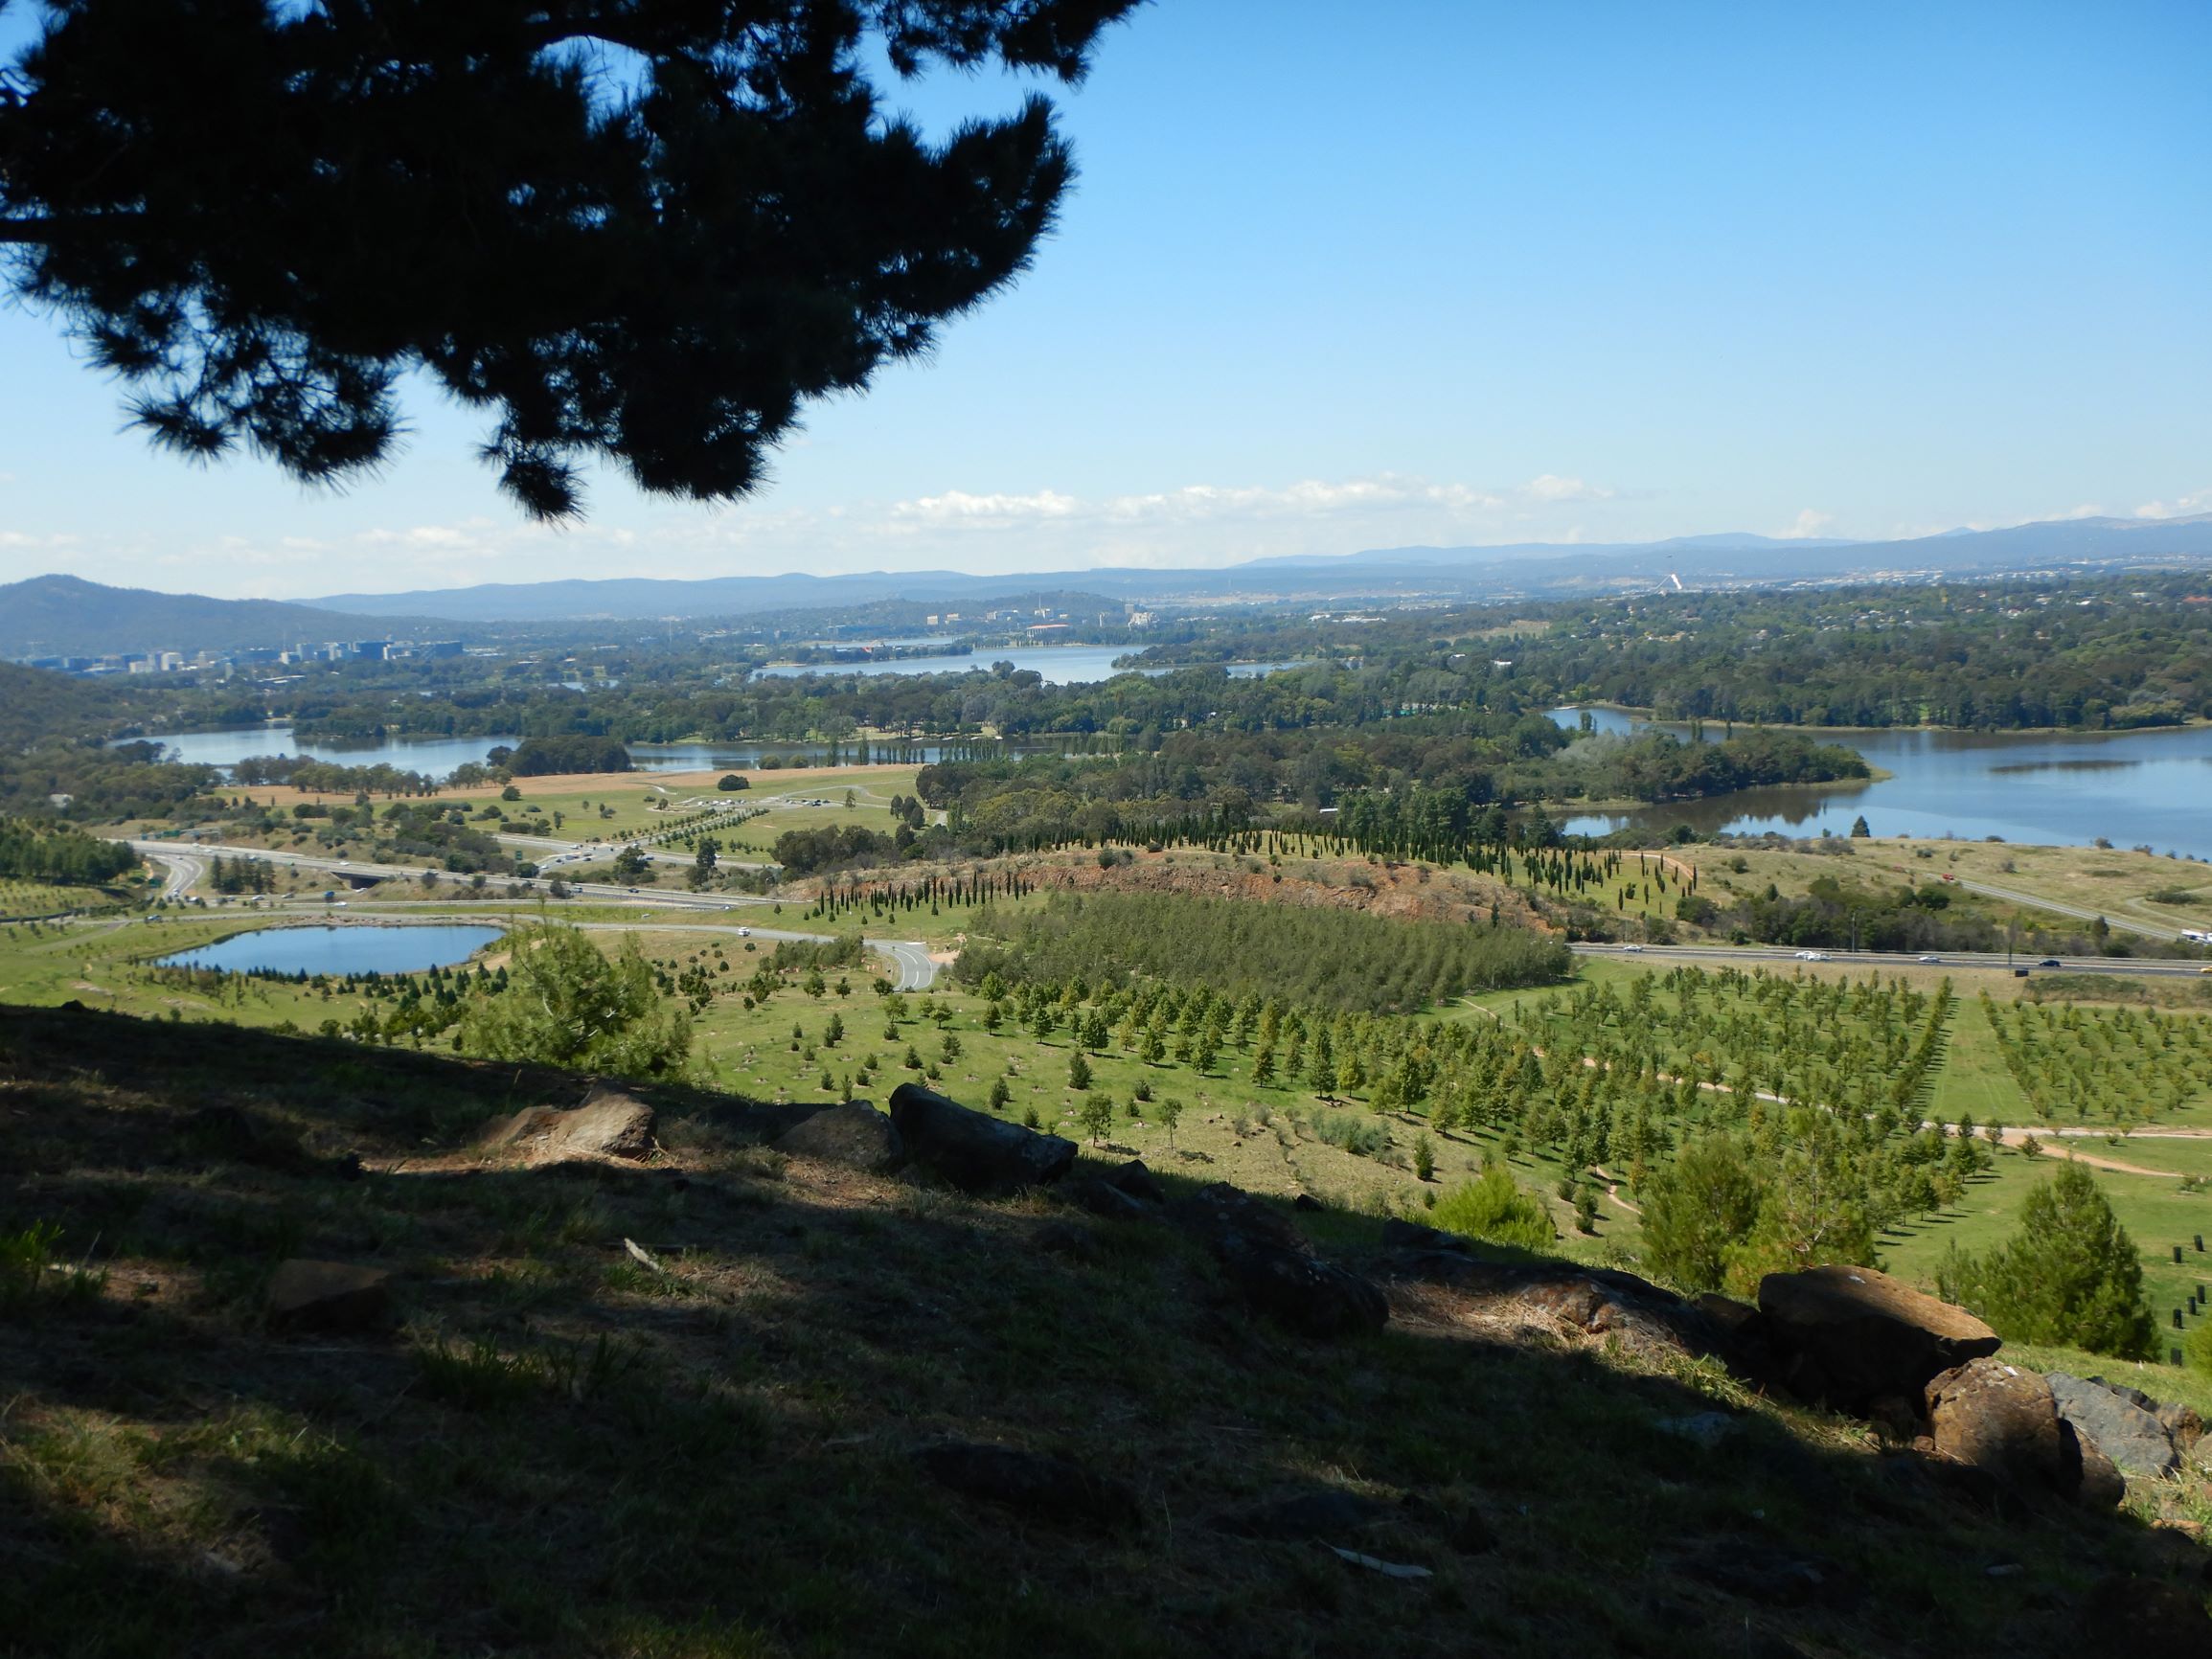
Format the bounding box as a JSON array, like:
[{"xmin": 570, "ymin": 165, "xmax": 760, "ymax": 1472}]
[{"xmin": 0, "ymin": 1, "xmax": 1139, "ymax": 518}]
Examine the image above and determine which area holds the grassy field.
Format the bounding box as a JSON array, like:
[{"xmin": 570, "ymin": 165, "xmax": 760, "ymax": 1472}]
[
  {"xmin": 17, "ymin": 898, "xmax": 2212, "ymax": 1379},
  {"xmin": 0, "ymin": 878, "xmax": 133, "ymax": 920}
]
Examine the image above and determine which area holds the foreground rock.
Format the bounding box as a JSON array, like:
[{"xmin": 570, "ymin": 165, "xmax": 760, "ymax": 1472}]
[
  {"xmin": 888, "ymin": 1083, "xmax": 1078, "ymax": 1193},
  {"xmin": 1758, "ymin": 1265, "xmax": 2000, "ymax": 1412},
  {"xmin": 1064, "ymin": 1158, "xmax": 1168, "ymax": 1220},
  {"xmin": 479, "ymin": 1088, "xmax": 656, "ymax": 1161},
  {"xmin": 1177, "ymin": 1183, "xmax": 1386, "ymax": 1340},
  {"xmin": 1923, "ymin": 1356, "xmax": 2120, "ymax": 1507},
  {"xmin": 773, "ymin": 1102, "xmax": 903, "ymax": 1173},
  {"xmin": 916, "ymin": 1442, "xmax": 1141, "ymax": 1530},
  {"xmin": 1386, "ymin": 1241, "xmax": 1747, "ymax": 1369},
  {"xmin": 267, "ymin": 1259, "xmax": 391, "ymax": 1333},
  {"xmin": 2049, "ymin": 1373, "xmax": 2181, "ymax": 1479}
]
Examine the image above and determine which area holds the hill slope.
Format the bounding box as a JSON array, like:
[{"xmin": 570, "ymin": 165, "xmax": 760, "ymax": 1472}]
[
  {"xmin": 0, "ymin": 574, "xmax": 445, "ymax": 657},
  {"xmin": 3, "ymin": 1004, "xmax": 2206, "ymax": 1657}
]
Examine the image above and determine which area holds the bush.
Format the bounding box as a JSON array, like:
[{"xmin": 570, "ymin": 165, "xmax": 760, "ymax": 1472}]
[
  {"xmin": 1428, "ymin": 1159, "xmax": 1554, "ymax": 1252},
  {"xmin": 1938, "ymin": 1163, "xmax": 2155, "ymax": 1358},
  {"xmin": 1639, "ymin": 1134, "xmax": 1763, "ymax": 1291},
  {"xmin": 718, "ymin": 774, "xmax": 750, "ymax": 791}
]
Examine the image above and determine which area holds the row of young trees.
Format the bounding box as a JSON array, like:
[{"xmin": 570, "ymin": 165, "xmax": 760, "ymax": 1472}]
[
  {"xmin": 955, "ymin": 891, "xmax": 1572, "ymax": 1016},
  {"xmin": 0, "ymin": 817, "xmax": 139, "ymax": 885}
]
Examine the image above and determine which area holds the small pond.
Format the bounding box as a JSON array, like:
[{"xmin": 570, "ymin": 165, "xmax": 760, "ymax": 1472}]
[{"xmin": 158, "ymin": 923, "xmax": 503, "ymax": 977}]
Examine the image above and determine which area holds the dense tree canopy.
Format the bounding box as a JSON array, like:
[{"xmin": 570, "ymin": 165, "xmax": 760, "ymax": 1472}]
[{"xmin": 0, "ymin": 0, "xmax": 1139, "ymax": 517}]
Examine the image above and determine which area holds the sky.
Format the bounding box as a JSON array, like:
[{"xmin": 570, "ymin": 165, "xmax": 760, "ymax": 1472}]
[{"xmin": 1, "ymin": 0, "xmax": 2207, "ymax": 600}]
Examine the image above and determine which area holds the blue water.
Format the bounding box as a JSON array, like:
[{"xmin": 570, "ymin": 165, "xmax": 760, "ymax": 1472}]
[
  {"xmin": 754, "ymin": 643, "xmax": 1303, "ymax": 684},
  {"xmin": 1545, "ymin": 707, "xmax": 2212, "ymax": 859},
  {"xmin": 159, "ymin": 923, "xmax": 502, "ymax": 976}
]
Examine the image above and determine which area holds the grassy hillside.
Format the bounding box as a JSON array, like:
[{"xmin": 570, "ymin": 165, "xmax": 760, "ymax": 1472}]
[{"xmin": 5, "ymin": 1004, "xmax": 2212, "ymax": 1657}]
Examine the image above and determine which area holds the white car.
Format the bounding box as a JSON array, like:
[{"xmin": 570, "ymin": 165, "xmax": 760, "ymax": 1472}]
[
  {"xmin": 1794, "ymin": 949, "xmax": 1829, "ymax": 961},
  {"xmin": 738, "ymin": 926, "xmax": 752, "ymax": 937},
  {"xmin": 1619, "ymin": 943, "xmax": 1644, "ymax": 953},
  {"xmin": 1917, "ymin": 954, "xmax": 1942, "ymax": 963}
]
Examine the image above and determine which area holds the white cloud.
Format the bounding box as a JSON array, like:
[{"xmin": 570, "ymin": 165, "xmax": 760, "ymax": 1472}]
[
  {"xmin": 1520, "ymin": 473, "xmax": 1614, "ymax": 505},
  {"xmin": 1778, "ymin": 509, "xmax": 1836, "ymax": 539},
  {"xmin": 2134, "ymin": 489, "xmax": 2212, "ymax": 520},
  {"xmin": 892, "ymin": 489, "xmax": 1080, "ymax": 525}
]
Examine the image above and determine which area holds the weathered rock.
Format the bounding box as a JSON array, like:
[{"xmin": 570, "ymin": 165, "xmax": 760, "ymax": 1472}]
[
  {"xmin": 1758, "ymin": 1264, "xmax": 2000, "ymax": 1411},
  {"xmin": 1068, "ymin": 1179, "xmax": 1152, "ymax": 1221},
  {"xmin": 2064, "ymin": 1421, "xmax": 2127, "ymax": 1510},
  {"xmin": 1390, "ymin": 1251, "xmax": 1737, "ymax": 1367},
  {"xmin": 1176, "ymin": 1183, "xmax": 1387, "ymax": 1340},
  {"xmin": 2161, "ymin": 1399, "xmax": 2205, "ymax": 1455},
  {"xmin": 1213, "ymin": 1489, "xmax": 1394, "ymax": 1540},
  {"xmin": 480, "ymin": 1090, "xmax": 655, "ymax": 1160},
  {"xmin": 2081, "ymin": 1574, "xmax": 2212, "ymax": 1657},
  {"xmin": 1102, "ymin": 1159, "xmax": 1166, "ymax": 1205},
  {"xmin": 2049, "ymin": 1372, "xmax": 2179, "ymax": 1479},
  {"xmin": 1924, "ymin": 1357, "xmax": 2065, "ymax": 1491},
  {"xmin": 266, "ymin": 1259, "xmax": 390, "ymax": 1333},
  {"xmin": 916, "ymin": 1442, "xmax": 1140, "ymax": 1530},
  {"xmin": 773, "ymin": 1102, "xmax": 903, "ymax": 1173},
  {"xmin": 888, "ymin": 1082, "xmax": 1077, "ymax": 1194},
  {"xmin": 1291, "ymin": 1193, "xmax": 1323, "ymax": 1212}
]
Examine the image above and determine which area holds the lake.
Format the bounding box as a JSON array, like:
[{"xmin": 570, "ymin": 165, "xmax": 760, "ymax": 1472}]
[
  {"xmin": 158, "ymin": 923, "xmax": 504, "ymax": 977},
  {"xmin": 1546, "ymin": 707, "xmax": 2212, "ymax": 860},
  {"xmin": 754, "ymin": 643, "xmax": 1301, "ymax": 684},
  {"xmin": 144, "ymin": 724, "xmax": 1108, "ymax": 776}
]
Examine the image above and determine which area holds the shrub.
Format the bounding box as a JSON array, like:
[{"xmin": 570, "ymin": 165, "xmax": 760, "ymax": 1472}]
[
  {"xmin": 1937, "ymin": 1163, "xmax": 2155, "ymax": 1359},
  {"xmin": 1428, "ymin": 1159, "xmax": 1554, "ymax": 1252}
]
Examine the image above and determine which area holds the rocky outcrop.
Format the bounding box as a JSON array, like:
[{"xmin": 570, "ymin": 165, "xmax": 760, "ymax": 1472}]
[
  {"xmin": 2050, "ymin": 1373, "xmax": 2181, "ymax": 1479},
  {"xmin": 1922, "ymin": 1357, "xmax": 2120, "ymax": 1507},
  {"xmin": 773, "ymin": 1102, "xmax": 903, "ymax": 1173},
  {"xmin": 888, "ymin": 1082, "xmax": 1076, "ymax": 1194},
  {"xmin": 1064, "ymin": 1158, "xmax": 1168, "ymax": 1220},
  {"xmin": 1386, "ymin": 1243, "xmax": 1745, "ymax": 1368},
  {"xmin": 1758, "ymin": 1265, "xmax": 2000, "ymax": 1412},
  {"xmin": 266, "ymin": 1259, "xmax": 390, "ymax": 1333},
  {"xmin": 1177, "ymin": 1183, "xmax": 1387, "ymax": 1340},
  {"xmin": 916, "ymin": 1442, "xmax": 1140, "ymax": 1531},
  {"xmin": 480, "ymin": 1088, "xmax": 656, "ymax": 1161}
]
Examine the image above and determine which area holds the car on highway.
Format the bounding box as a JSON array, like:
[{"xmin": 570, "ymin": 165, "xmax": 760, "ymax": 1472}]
[
  {"xmin": 1794, "ymin": 950, "xmax": 1830, "ymax": 961},
  {"xmin": 1618, "ymin": 943, "xmax": 1643, "ymax": 952},
  {"xmin": 2038, "ymin": 958, "xmax": 2063, "ymax": 967},
  {"xmin": 1917, "ymin": 954, "xmax": 1942, "ymax": 963}
]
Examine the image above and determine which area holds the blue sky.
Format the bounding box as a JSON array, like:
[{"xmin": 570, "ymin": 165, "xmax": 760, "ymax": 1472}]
[{"xmin": 1, "ymin": 0, "xmax": 2207, "ymax": 598}]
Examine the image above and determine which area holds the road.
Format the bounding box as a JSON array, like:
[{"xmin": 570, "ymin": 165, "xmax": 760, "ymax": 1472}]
[
  {"xmin": 1569, "ymin": 941, "xmax": 2210, "ymax": 979},
  {"xmin": 118, "ymin": 838, "xmax": 938, "ymax": 989},
  {"xmin": 1945, "ymin": 875, "xmax": 2183, "ymax": 943}
]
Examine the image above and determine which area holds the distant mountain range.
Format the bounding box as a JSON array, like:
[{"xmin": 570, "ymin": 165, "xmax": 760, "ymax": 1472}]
[
  {"xmin": 5, "ymin": 513, "xmax": 2209, "ymax": 654},
  {"xmin": 0, "ymin": 575, "xmax": 446, "ymax": 658},
  {"xmin": 300, "ymin": 512, "xmax": 2212, "ymax": 622}
]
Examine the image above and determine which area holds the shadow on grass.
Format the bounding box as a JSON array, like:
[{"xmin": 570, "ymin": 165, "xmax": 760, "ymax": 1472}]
[{"xmin": 1, "ymin": 1002, "xmax": 2205, "ymax": 1658}]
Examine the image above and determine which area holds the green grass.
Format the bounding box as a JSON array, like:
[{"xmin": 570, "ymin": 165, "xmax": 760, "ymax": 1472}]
[{"xmin": 5, "ymin": 1000, "xmax": 2206, "ymax": 1658}]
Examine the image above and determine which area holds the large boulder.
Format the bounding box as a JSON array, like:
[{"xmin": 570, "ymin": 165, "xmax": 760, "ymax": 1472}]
[
  {"xmin": 267, "ymin": 1259, "xmax": 391, "ymax": 1333},
  {"xmin": 773, "ymin": 1102, "xmax": 903, "ymax": 1173},
  {"xmin": 2049, "ymin": 1373, "xmax": 2180, "ymax": 1479},
  {"xmin": 1758, "ymin": 1264, "xmax": 2000, "ymax": 1411},
  {"xmin": 888, "ymin": 1082, "xmax": 1076, "ymax": 1194},
  {"xmin": 1388, "ymin": 1249, "xmax": 1747, "ymax": 1370},
  {"xmin": 1176, "ymin": 1183, "xmax": 1387, "ymax": 1340},
  {"xmin": 1924, "ymin": 1357, "xmax": 2073, "ymax": 1495},
  {"xmin": 480, "ymin": 1089, "xmax": 655, "ymax": 1161}
]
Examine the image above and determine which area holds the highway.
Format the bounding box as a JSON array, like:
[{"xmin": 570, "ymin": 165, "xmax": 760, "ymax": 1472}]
[{"xmin": 1569, "ymin": 941, "xmax": 2210, "ymax": 979}]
